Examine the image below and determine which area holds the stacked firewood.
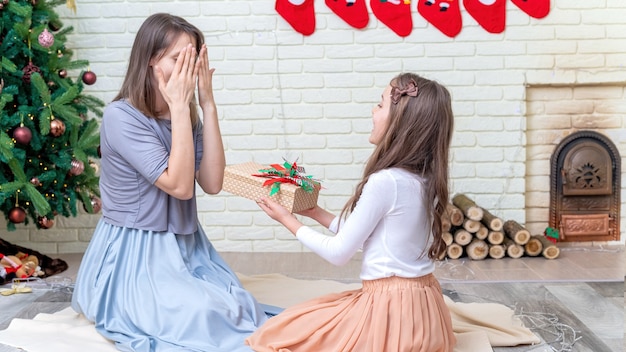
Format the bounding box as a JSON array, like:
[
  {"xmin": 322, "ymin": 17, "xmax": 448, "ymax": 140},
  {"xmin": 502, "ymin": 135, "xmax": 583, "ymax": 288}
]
[{"xmin": 441, "ymin": 194, "xmax": 560, "ymax": 260}]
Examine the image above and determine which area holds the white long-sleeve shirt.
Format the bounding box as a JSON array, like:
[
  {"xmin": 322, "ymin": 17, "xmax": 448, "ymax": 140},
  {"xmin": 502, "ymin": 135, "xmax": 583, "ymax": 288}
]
[{"xmin": 296, "ymin": 168, "xmax": 435, "ymax": 280}]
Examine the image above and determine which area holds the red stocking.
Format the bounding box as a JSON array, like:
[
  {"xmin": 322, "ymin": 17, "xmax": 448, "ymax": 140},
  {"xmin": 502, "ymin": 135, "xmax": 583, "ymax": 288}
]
[
  {"xmin": 511, "ymin": 0, "xmax": 550, "ymax": 19},
  {"xmin": 463, "ymin": 0, "xmax": 506, "ymax": 34},
  {"xmin": 417, "ymin": 0, "xmax": 462, "ymax": 38},
  {"xmin": 326, "ymin": 0, "xmax": 369, "ymax": 29},
  {"xmin": 275, "ymin": 0, "xmax": 316, "ymax": 36},
  {"xmin": 370, "ymin": 0, "xmax": 413, "ymax": 37}
]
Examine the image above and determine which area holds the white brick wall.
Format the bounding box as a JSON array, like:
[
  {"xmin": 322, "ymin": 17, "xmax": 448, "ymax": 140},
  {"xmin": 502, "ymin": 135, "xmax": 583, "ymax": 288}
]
[{"xmin": 2, "ymin": 0, "xmax": 625, "ymax": 253}]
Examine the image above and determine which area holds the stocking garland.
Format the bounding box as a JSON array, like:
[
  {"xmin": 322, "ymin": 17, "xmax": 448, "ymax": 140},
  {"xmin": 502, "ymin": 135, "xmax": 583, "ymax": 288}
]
[
  {"xmin": 326, "ymin": 0, "xmax": 369, "ymax": 29},
  {"xmin": 511, "ymin": 0, "xmax": 550, "ymax": 19},
  {"xmin": 276, "ymin": 0, "xmax": 316, "ymax": 35},
  {"xmin": 463, "ymin": 0, "xmax": 506, "ymax": 34},
  {"xmin": 417, "ymin": 0, "xmax": 462, "ymax": 38},
  {"xmin": 370, "ymin": 0, "xmax": 413, "ymax": 37},
  {"xmin": 276, "ymin": 0, "xmax": 550, "ymax": 36}
]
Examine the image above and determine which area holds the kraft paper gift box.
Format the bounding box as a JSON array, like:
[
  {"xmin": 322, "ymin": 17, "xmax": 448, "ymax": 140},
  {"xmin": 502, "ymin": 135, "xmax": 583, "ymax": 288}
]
[{"xmin": 223, "ymin": 161, "xmax": 320, "ymax": 213}]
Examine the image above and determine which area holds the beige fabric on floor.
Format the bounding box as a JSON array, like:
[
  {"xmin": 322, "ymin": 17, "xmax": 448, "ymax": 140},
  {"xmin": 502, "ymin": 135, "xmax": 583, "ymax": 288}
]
[{"xmin": 0, "ymin": 273, "xmax": 539, "ymax": 352}]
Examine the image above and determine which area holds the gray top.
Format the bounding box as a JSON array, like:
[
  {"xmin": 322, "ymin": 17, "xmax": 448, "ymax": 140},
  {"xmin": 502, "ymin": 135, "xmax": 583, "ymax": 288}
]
[{"xmin": 99, "ymin": 100, "xmax": 203, "ymax": 235}]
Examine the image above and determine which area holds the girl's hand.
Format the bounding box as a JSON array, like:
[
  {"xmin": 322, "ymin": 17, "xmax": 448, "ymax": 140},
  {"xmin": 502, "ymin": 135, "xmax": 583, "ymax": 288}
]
[
  {"xmin": 196, "ymin": 44, "xmax": 216, "ymax": 109},
  {"xmin": 295, "ymin": 205, "xmax": 318, "ymax": 218},
  {"xmin": 155, "ymin": 44, "xmax": 198, "ymax": 111},
  {"xmin": 257, "ymin": 197, "xmax": 303, "ymax": 236},
  {"xmin": 256, "ymin": 197, "xmax": 293, "ymax": 223}
]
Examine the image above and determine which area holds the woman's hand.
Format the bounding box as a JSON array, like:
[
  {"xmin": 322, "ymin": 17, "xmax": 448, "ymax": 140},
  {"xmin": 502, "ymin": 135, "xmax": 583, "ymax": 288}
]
[
  {"xmin": 195, "ymin": 43, "xmax": 226, "ymax": 195},
  {"xmin": 155, "ymin": 43, "xmax": 198, "ymax": 112},
  {"xmin": 196, "ymin": 44, "xmax": 215, "ymax": 110}
]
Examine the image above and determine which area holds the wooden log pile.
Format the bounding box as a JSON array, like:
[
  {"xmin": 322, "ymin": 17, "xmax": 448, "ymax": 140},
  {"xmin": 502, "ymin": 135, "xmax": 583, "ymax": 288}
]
[{"xmin": 440, "ymin": 194, "xmax": 560, "ymax": 260}]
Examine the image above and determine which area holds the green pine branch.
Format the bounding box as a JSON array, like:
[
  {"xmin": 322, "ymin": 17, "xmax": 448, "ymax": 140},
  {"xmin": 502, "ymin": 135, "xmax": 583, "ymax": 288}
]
[{"xmin": 1, "ymin": 0, "xmax": 104, "ymax": 228}]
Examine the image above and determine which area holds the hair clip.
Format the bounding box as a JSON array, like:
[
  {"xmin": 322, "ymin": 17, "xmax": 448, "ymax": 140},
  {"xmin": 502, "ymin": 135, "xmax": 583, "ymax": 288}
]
[{"xmin": 390, "ymin": 80, "xmax": 418, "ymax": 104}]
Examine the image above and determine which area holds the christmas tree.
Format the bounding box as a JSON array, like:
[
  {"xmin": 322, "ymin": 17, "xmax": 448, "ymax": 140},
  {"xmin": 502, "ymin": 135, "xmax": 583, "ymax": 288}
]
[{"xmin": 0, "ymin": 0, "xmax": 104, "ymax": 230}]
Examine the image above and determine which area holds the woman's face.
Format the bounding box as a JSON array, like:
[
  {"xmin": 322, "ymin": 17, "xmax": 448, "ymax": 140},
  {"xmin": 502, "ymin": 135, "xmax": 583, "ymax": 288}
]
[
  {"xmin": 369, "ymin": 85, "xmax": 392, "ymax": 145},
  {"xmin": 150, "ymin": 32, "xmax": 196, "ymax": 92}
]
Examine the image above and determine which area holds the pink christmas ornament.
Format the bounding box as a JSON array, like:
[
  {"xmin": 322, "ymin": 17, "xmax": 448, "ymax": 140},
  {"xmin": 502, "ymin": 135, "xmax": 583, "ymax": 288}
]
[{"xmin": 38, "ymin": 28, "xmax": 55, "ymax": 48}]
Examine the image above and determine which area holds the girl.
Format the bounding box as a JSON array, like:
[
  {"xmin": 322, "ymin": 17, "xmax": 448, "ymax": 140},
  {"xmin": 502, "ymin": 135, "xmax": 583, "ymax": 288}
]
[
  {"xmin": 71, "ymin": 14, "xmax": 270, "ymax": 351},
  {"xmin": 246, "ymin": 73, "xmax": 457, "ymax": 351}
]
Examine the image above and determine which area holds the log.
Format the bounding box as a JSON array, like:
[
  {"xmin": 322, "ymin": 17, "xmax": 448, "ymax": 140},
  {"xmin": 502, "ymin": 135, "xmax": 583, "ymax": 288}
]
[
  {"xmin": 462, "ymin": 219, "xmax": 481, "ymax": 233},
  {"xmin": 475, "ymin": 224, "xmax": 489, "ymax": 240},
  {"xmin": 524, "ymin": 236, "xmax": 543, "ymax": 257},
  {"xmin": 452, "ymin": 194, "xmax": 483, "ymax": 221},
  {"xmin": 446, "ymin": 243, "xmax": 464, "ymax": 259},
  {"xmin": 480, "ymin": 208, "xmax": 503, "ymax": 231},
  {"xmin": 446, "ymin": 203, "xmax": 464, "ymax": 226},
  {"xmin": 503, "ymin": 220, "xmax": 531, "ymax": 245},
  {"xmin": 441, "ymin": 218, "xmax": 452, "ymax": 233},
  {"xmin": 453, "ymin": 229, "xmax": 472, "ymax": 246},
  {"xmin": 467, "ymin": 239, "xmax": 488, "ymax": 260},
  {"xmin": 442, "ymin": 231, "xmax": 454, "ymax": 246},
  {"xmin": 503, "ymin": 237, "xmax": 524, "ymax": 259},
  {"xmin": 487, "ymin": 231, "xmax": 504, "ymax": 245},
  {"xmin": 488, "ymin": 244, "xmax": 506, "ymax": 259},
  {"xmin": 534, "ymin": 235, "xmax": 560, "ymax": 259}
]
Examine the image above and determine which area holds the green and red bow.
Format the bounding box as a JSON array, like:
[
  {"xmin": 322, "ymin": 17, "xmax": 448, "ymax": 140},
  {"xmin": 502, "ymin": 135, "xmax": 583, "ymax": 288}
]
[
  {"xmin": 253, "ymin": 161, "xmax": 321, "ymax": 196},
  {"xmin": 544, "ymin": 227, "xmax": 559, "ymax": 244}
]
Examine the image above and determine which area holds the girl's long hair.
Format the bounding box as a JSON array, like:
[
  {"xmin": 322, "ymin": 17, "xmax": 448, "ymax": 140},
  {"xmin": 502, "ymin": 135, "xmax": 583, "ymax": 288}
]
[
  {"xmin": 340, "ymin": 73, "xmax": 454, "ymax": 260},
  {"xmin": 114, "ymin": 13, "xmax": 204, "ymax": 126}
]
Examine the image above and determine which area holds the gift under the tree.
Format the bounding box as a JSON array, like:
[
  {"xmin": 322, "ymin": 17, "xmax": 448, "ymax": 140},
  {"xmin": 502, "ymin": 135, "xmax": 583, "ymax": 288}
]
[{"xmin": 223, "ymin": 161, "xmax": 321, "ymax": 213}]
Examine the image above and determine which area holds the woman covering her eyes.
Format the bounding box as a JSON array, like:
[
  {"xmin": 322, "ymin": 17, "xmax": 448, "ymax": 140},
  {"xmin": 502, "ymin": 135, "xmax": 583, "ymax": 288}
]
[{"xmin": 71, "ymin": 13, "xmax": 274, "ymax": 352}]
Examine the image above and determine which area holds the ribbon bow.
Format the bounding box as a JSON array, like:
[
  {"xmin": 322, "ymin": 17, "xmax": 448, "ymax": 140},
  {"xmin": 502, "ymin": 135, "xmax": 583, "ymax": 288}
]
[
  {"xmin": 390, "ymin": 80, "xmax": 418, "ymax": 104},
  {"xmin": 544, "ymin": 227, "xmax": 559, "ymax": 244},
  {"xmin": 253, "ymin": 160, "xmax": 321, "ymax": 196}
]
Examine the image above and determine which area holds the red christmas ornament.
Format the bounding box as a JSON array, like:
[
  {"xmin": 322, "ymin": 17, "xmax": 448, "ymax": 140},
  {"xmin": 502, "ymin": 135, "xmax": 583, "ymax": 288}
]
[
  {"xmin": 69, "ymin": 159, "xmax": 85, "ymax": 176},
  {"xmin": 9, "ymin": 207, "xmax": 26, "ymax": 224},
  {"xmin": 83, "ymin": 196, "xmax": 102, "ymax": 214},
  {"xmin": 13, "ymin": 126, "xmax": 32, "ymax": 145},
  {"xmin": 22, "ymin": 62, "xmax": 41, "ymax": 84},
  {"xmin": 50, "ymin": 119, "xmax": 65, "ymax": 137},
  {"xmin": 38, "ymin": 216, "xmax": 54, "ymax": 229},
  {"xmin": 49, "ymin": 21, "xmax": 61, "ymax": 32},
  {"xmin": 58, "ymin": 69, "xmax": 67, "ymax": 78},
  {"xmin": 38, "ymin": 28, "xmax": 55, "ymax": 48},
  {"xmin": 82, "ymin": 71, "xmax": 97, "ymax": 85}
]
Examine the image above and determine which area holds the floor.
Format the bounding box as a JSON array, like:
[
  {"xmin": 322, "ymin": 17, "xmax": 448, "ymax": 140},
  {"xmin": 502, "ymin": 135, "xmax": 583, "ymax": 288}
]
[{"xmin": 0, "ymin": 243, "xmax": 624, "ymax": 352}]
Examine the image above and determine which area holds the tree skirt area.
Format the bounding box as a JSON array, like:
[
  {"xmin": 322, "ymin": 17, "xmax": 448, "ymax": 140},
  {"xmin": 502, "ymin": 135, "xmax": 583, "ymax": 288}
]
[{"xmin": 0, "ymin": 273, "xmax": 542, "ymax": 352}]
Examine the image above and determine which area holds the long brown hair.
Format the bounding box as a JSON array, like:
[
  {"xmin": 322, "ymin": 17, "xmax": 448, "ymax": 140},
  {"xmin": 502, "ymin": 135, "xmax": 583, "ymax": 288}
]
[
  {"xmin": 114, "ymin": 13, "xmax": 204, "ymax": 126},
  {"xmin": 340, "ymin": 73, "xmax": 454, "ymax": 260}
]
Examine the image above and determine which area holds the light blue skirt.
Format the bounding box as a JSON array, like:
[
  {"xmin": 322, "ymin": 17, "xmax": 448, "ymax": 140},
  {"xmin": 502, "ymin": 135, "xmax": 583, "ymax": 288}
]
[{"xmin": 71, "ymin": 219, "xmax": 272, "ymax": 352}]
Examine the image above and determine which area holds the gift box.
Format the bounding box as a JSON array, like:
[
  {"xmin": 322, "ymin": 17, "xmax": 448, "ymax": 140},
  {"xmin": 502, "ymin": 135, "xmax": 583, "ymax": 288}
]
[{"xmin": 223, "ymin": 161, "xmax": 320, "ymax": 213}]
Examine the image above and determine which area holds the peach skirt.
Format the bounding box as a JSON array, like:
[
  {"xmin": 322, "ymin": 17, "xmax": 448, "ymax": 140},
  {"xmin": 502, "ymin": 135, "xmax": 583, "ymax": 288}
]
[{"xmin": 245, "ymin": 274, "xmax": 456, "ymax": 352}]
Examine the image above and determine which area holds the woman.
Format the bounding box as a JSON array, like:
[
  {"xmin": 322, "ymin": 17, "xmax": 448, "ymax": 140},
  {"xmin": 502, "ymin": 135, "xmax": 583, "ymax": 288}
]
[{"xmin": 72, "ymin": 13, "xmax": 269, "ymax": 352}]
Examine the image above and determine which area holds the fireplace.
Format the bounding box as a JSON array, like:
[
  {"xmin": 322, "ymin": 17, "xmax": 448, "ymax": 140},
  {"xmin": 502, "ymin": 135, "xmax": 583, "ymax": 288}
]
[{"xmin": 549, "ymin": 130, "xmax": 621, "ymax": 242}]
